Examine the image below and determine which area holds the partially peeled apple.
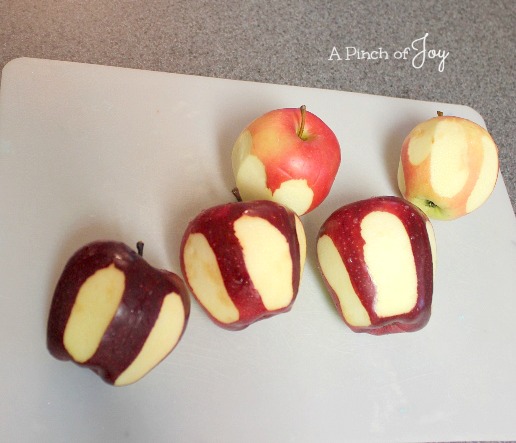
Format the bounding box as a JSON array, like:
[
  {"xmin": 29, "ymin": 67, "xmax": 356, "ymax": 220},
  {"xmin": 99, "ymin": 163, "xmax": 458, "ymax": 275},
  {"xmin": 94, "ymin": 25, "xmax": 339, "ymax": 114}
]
[
  {"xmin": 47, "ymin": 241, "xmax": 190, "ymax": 386},
  {"xmin": 180, "ymin": 200, "xmax": 306, "ymax": 330},
  {"xmin": 316, "ymin": 196, "xmax": 436, "ymax": 335},
  {"xmin": 398, "ymin": 112, "xmax": 499, "ymax": 220},
  {"xmin": 232, "ymin": 105, "xmax": 341, "ymax": 216}
]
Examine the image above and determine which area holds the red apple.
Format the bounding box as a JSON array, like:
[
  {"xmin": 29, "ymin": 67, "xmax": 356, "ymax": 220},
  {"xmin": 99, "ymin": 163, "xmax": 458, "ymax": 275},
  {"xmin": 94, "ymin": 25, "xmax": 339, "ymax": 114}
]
[
  {"xmin": 398, "ymin": 113, "xmax": 499, "ymax": 220},
  {"xmin": 316, "ymin": 196, "xmax": 436, "ymax": 335},
  {"xmin": 180, "ymin": 200, "xmax": 306, "ymax": 330},
  {"xmin": 47, "ymin": 241, "xmax": 190, "ymax": 386},
  {"xmin": 231, "ymin": 105, "xmax": 341, "ymax": 216}
]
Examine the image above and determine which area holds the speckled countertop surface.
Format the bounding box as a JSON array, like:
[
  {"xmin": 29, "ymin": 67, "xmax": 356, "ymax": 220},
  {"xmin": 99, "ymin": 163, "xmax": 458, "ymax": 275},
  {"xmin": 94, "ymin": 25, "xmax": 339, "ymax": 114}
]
[{"xmin": 1, "ymin": 1, "xmax": 514, "ymax": 214}]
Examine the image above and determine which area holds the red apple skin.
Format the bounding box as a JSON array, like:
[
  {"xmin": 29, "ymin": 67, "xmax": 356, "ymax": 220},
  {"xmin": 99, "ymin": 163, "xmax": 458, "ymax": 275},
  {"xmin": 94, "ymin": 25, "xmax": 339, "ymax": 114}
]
[
  {"xmin": 252, "ymin": 108, "xmax": 340, "ymax": 210},
  {"xmin": 317, "ymin": 196, "xmax": 435, "ymax": 335},
  {"xmin": 47, "ymin": 241, "xmax": 190, "ymax": 385},
  {"xmin": 232, "ymin": 106, "xmax": 341, "ymax": 215},
  {"xmin": 180, "ymin": 200, "xmax": 304, "ymax": 330}
]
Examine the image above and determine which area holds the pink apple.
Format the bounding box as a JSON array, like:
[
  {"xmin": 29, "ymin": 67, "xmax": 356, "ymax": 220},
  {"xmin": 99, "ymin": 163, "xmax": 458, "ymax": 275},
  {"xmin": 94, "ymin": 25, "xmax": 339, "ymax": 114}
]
[
  {"xmin": 47, "ymin": 241, "xmax": 190, "ymax": 386},
  {"xmin": 180, "ymin": 200, "xmax": 306, "ymax": 330},
  {"xmin": 398, "ymin": 113, "xmax": 499, "ymax": 220},
  {"xmin": 316, "ymin": 196, "xmax": 436, "ymax": 335},
  {"xmin": 231, "ymin": 105, "xmax": 341, "ymax": 216}
]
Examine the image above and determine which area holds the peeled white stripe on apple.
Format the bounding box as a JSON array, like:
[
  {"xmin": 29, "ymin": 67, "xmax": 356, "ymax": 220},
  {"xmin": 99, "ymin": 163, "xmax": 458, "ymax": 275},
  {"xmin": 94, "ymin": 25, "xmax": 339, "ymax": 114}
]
[
  {"xmin": 317, "ymin": 196, "xmax": 436, "ymax": 335},
  {"xmin": 180, "ymin": 200, "xmax": 306, "ymax": 330},
  {"xmin": 232, "ymin": 105, "xmax": 341, "ymax": 216},
  {"xmin": 47, "ymin": 241, "xmax": 190, "ymax": 386},
  {"xmin": 398, "ymin": 113, "xmax": 499, "ymax": 220}
]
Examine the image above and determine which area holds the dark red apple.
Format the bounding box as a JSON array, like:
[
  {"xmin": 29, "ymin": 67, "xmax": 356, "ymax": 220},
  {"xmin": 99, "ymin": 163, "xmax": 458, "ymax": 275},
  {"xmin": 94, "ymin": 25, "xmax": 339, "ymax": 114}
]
[
  {"xmin": 316, "ymin": 196, "xmax": 436, "ymax": 335},
  {"xmin": 47, "ymin": 241, "xmax": 190, "ymax": 386},
  {"xmin": 180, "ymin": 200, "xmax": 306, "ymax": 330}
]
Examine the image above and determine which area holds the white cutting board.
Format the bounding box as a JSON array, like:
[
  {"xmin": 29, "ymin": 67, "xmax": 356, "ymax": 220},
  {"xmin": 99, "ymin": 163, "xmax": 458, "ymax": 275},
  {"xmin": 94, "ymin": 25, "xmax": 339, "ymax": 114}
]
[{"xmin": 1, "ymin": 57, "xmax": 515, "ymax": 442}]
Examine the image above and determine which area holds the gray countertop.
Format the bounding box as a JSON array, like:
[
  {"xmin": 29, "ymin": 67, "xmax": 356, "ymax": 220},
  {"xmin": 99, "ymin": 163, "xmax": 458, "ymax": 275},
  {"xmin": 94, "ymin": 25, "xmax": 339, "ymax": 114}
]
[{"xmin": 1, "ymin": 1, "xmax": 514, "ymax": 214}]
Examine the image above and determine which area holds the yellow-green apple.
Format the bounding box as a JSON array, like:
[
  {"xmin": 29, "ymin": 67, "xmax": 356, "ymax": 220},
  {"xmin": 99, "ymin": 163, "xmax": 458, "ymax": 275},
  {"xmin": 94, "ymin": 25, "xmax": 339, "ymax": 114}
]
[
  {"xmin": 397, "ymin": 113, "xmax": 499, "ymax": 220},
  {"xmin": 231, "ymin": 105, "xmax": 341, "ymax": 216},
  {"xmin": 180, "ymin": 200, "xmax": 306, "ymax": 330},
  {"xmin": 316, "ymin": 196, "xmax": 436, "ymax": 335},
  {"xmin": 47, "ymin": 241, "xmax": 190, "ymax": 386}
]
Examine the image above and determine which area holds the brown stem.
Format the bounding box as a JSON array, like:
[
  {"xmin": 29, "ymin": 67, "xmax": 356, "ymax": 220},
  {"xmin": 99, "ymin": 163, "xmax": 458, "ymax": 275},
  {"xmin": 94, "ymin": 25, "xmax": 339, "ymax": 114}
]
[
  {"xmin": 297, "ymin": 105, "xmax": 307, "ymax": 139},
  {"xmin": 437, "ymin": 111, "xmax": 444, "ymax": 117},
  {"xmin": 136, "ymin": 241, "xmax": 144, "ymax": 256},
  {"xmin": 232, "ymin": 187, "xmax": 242, "ymax": 202}
]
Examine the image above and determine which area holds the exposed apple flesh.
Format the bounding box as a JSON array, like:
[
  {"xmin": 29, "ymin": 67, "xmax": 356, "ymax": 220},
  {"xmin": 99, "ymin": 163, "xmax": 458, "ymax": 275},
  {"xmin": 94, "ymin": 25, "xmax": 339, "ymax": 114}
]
[
  {"xmin": 317, "ymin": 196, "xmax": 436, "ymax": 335},
  {"xmin": 180, "ymin": 200, "xmax": 306, "ymax": 330},
  {"xmin": 398, "ymin": 113, "xmax": 499, "ymax": 220},
  {"xmin": 47, "ymin": 241, "xmax": 190, "ymax": 386},
  {"xmin": 232, "ymin": 106, "xmax": 341, "ymax": 215}
]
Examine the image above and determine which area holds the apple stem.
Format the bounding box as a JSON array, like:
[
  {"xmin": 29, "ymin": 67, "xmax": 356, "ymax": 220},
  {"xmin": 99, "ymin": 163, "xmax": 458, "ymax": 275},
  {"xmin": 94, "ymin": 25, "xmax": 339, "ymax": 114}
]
[
  {"xmin": 232, "ymin": 187, "xmax": 242, "ymax": 202},
  {"xmin": 437, "ymin": 111, "xmax": 444, "ymax": 117},
  {"xmin": 297, "ymin": 105, "xmax": 307, "ymax": 139},
  {"xmin": 136, "ymin": 241, "xmax": 144, "ymax": 256}
]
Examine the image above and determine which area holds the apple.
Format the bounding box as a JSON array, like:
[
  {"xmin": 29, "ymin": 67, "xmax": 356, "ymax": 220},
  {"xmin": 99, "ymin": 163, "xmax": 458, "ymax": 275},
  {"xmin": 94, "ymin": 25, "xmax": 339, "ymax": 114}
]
[
  {"xmin": 231, "ymin": 105, "xmax": 341, "ymax": 216},
  {"xmin": 316, "ymin": 196, "xmax": 436, "ymax": 335},
  {"xmin": 180, "ymin": 200, "xmax": 306, "ymax": 330},
  {"xmin": 47, "ymin": 241, "xmax": 190, "ymax": 386},
  {"xmin": 397, "ymin": 112, "xmax": 499, "ymax": 220}
]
